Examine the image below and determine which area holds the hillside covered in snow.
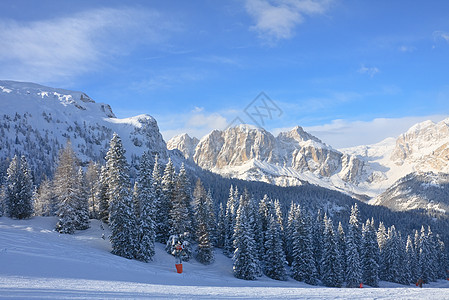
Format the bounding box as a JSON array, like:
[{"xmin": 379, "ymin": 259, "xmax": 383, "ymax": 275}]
[{"xmin": 1, "ymin": 217, "xmax": 448, "ymax": 299}]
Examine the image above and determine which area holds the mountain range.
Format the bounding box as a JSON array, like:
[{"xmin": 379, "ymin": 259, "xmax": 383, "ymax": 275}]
[{"xmin": 1, "ymin": 80, "xmax": 449, "ymax": 216}]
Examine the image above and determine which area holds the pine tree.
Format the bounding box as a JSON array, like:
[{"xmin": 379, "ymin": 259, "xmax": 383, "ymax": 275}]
[
  {"xmin": 384, "ymin": 225, "xmax": 401, "ymax": 283},
  {"xmin": 106, "ymin": 133, "xmax": 137, "ymax": 259},
  {"xmin": 223, "ymin": 185, "xmax": 238, "ymax": 257},
  {"xmin": 337, "ymin": 222, "xmax": 346, "ymax": 282},
  {"xmin": 169, "ymin": 163, "xmax": 191, "ymax": 237},
  {"xmin": 406, "ymin": 235, "xmax": 417, "ymax": 284},
  {"xmin": 54, "ymin": 143, "xmax": 80, "ymax": 234},
  {"xmin": 4, "ymin": 155, "xmax": 33, "ymax": 219},
  {"xmin": 345, "ymin": 219, "xmax": 362, "ymax": 288},
  {"xmin": 85, "ymin": 161, "xmax": 100, "ymax": 219},
  {"xmin": 313, "ymin": 209, "xmax": 324, "ymax": 276},
  {"xmin": 75, "ymin": 167, "xmax": 89, "ymax": 230},
  {"xmin": 361, "ymin": 219, "xmax": 379, "ymax": 287},
  {"xmin": 263, "ymin": 208, "xmax": 287, "ymax": 280},
  {"xmin": 134, "ymin": 151, "xmax": 156, "ymax": 262},
  {"xmin": 97, "ymin": 165, "xmax": 110, "ymax": 223},
  {"xmin": 320, "ymin": 215, "xmax": 343, "ymax": 287},
  {"xmin": 216, "ymin": 202, "xmax": 226, "ymax": 248},
  {"xmin": 291, "ymin": 205, "xmax": 318, "ymax": 285},
  {"xmin": 193, "ymin": 179, "xmax": 214, "ymax": 265},
  {"xmin": 157, "ymin": 158, "xmax": 175, "ymax": 243},
  {"xmin": 233, "ymin": 190, "xmax": 258, "ymax": 280},
  {"xmin": 285, "ymin": 201, "xmax": 296, "ymax": 266},
  {"xmin": 377, "ymin": 221, "xmax": 388, "ymax": 280},
  {"xmin": 205, "ymin": 189, "xmax": 217, "ymax": 246},
  {"xmin": 349, "ymin": 204, "xmax": 362, "ymax": 257}
]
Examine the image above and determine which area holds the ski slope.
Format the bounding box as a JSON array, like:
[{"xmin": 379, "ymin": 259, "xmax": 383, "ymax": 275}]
[{"xmin": 1, "ymin": 217, "xmax": 448, "ymax": 299}]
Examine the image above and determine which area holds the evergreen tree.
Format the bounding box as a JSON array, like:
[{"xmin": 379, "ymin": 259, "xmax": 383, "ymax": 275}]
[
  {"xmin": 285, "ymin": 201, "xmax": 296, "ymax": 266},
  {"xmin": 106, "ymin": 133, "xmax": 137, "ymax": 259},
  {"xmin": 320, "ymin": 215, "xmax": 343, "ymax": 287},
  {"xmin": 406, "ymin": 235, "xmax": 417, "ymax": 284},
  {"xmin": 216, "ymin": 202, "xmax": 226, "ymax": 248},
  {"xmin": 97, "ymin": 165, "xmax": 110, "ymax": 223},
  {"xmin": 263, "ymin": 208, "xmax": 287, "ymax": 280},
  {"xmin": 54, "ymin": 143, "xmax": 80, "ymax": 234},
  {"xmin": 205, "ymin": 189, "xmax": 217, "ymax": 247},
  {"xmin": 75, "ymin": 167, "xmax": 89, "ymax": 230},
  {"xmin": 233, "ymin": 190, "xmax": 258, "ymax": 280},
  {"xmin": 349, "ymin": 203, "xmax": 362, "ymax": 257},
  {"xmin": 4, "ymin": 155, "xmax": 33, "ymax": 219},
  {"xmin": 223, "ymin": 185, "xmax": 238, "ymax": 257},
  {"xmin": 337, "ymin": 222, "xmax": 346, "ymax": 282},
  {"xmin": 134, "ymin": 151, "xmax": 156, "ymax": 262},
  {"xmin": 169, "ymin": 163, "xmax": 191, "ymax": 237},
  {"xmin": 384, "ymin": 225, "xmax": 401, "ymax": 283},
  {"xmin": 313, "ymin": 209, "xmax": 324, "ymax": 276},
  {"xmin": 361, "ymin": 219, "xmax": 379, "ymax": 287},
  {"xmin": 157, "ymin": 158, "xmax": 175, "ymax": 243},
  {"xmin": 193, "ymin": 179, "xmax": 214, "ymax": 264},
  {"xmin": 345, "ymin": 219, "xmax": 362, "ymax": 288},
  {"xmin": 291, "ymin": 205, "xmax": 318, "ymax": 285},
  {"xmin": 377, "ymin": 221, "xmax": 388, "ymax": 280},
  {"xmin": 85, "ymin": 161, "xmax": 100, "ymax": 219}
]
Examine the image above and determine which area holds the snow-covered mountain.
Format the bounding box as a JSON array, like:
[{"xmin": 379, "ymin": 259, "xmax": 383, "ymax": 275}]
[
  {"xmin": 0, "ymin": 80, "xmax": 169, "ymax": 182},
  {"xmin": 168, "ymin": 118, "xmax": 449, "ymax": 210}
]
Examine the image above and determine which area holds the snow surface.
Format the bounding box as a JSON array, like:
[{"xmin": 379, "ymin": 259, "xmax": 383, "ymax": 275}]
[{"xmin": 1, "ymin": 217, "xmax": 449, "ymax": 299}]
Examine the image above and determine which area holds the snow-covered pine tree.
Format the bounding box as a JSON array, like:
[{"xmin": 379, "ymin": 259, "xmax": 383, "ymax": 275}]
[
  {"xmin": 169, "ymin": 163, "xmax": 191, "ymax": 237},
  {"xmin": 247, "ymin": 191, "xmax": 263, "ymax": 276},
  {"xmin": 313, "ymin": 209, "xmax": 324, "ymax": 277},
  {"xmin": 151, "ymin": 154, "xmax": 164, "ymax": 243},
  {"xmin": 223, "ymin": 185, "xmax": 238, "ymax": 257},
  {"xmin": 85, "ymin": 161, "xmax": 100, "ymax": 219},
  {"xmin": 34, "ymin": 175, "xmax": 56, "ymax": 216},
  {"xmin": 337, "ymin": 222, "xmax": 346, "ymax": 282},
  {"xmin": 157, "ymin": 158, "xmax": 175, "ymax": 243},
  {"xmin": 349, "ymin": 203, "xmax": 362, "ymax": 257},
  {"xmin": 54, "ymin": 142, "xmax": 80, "ymax": 234},
  {"xmin": 345, "ymin": 218, "xmax": 362, "ymax": 288},
  {"xmin": 383, "ymin": 225, "xmax": 401, "ymax": 283},
  {"xmin": 377, "ymin": 221, "xmax": 388, "ymax": 280},
  {"xmin": 205, "ymin": 189, "xmax": 217, "ymax": 246},
  {"xmin": 258, "ymin": 194, "xmax": 272, "ymax": 264},
  {"xmin": 75, "ymin": 167, "xmax": 89, "ymax": 230},
  {"xmin": 97, "ymin": 165, "xmax": 110, "ymax": 223},
  {"xmin": 4, "ymin": 155, "xmax": 33, "ymax": 219},
  {"xmin": 436, "ymin": 235, "xmax": 448, "ymax": 279},
  {"xmin": 132, "ymin": 182, "xmax": 140, "ymax": 219},
  {"xmin": 263, "ymin": 206, "xmax": 287, "ymax": 281},
  {"xmin": 406, "ymin": 235, "xmax": 417, "ymax": 284},
  {"xmin": 134, "ymin": 151, "xmax": 156, "ymax": 262},
  {"xmin": 106, "ymin": 133, "xmax": 137, "ymax": 259},
  {"xmin": 233, "ymin": 190, "xmax": 259, "ymax": 280},
  {"xmin": 361, "ymin": 219, "xmax": 379, "ymax": 287},
  {"xmin": 291, "ymin": 204, "xmax": 318, "ymax": 285},
  {"xmin": 320, "ymin": 214, "xmax": 343, "ymax": 287},
  {"xmin": 193, "ymin": 179, "xmax": 214, "ymax": 265},
  {"xmin": 285, "ymin": 201, "xmax": 296, "ymax": 266},
  {"xmin": 426, "ymin": 226, "xmax": 438, "ymax": 282},
  {"xmin": 216, "ymin": 202, "xmax": 226, "ymax": 248}
]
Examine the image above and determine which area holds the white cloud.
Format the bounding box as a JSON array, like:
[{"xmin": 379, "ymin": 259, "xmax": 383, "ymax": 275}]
[
  {"xmin": 0, "ymin": 7, "xmax": 176, "ymax": 84},
  {"xmin": 245, "ymin": 0, "xmax": 332, "ymax": 43},
  {"xmin": 433, "ymin": 31, "xmax": 449, "ymax": 44},
  {"xmin": 159, "ymin": 110, "xmax": 229, "ymax": 141},
  {"xmin": 398, "ymin": 45, "xmax": 416, "ymax": 52},
  {"xmin": 303, "ymin": 115, "xmax": 449, "ymax": 148},
  {"xmin": 358, "ymin": 65, "xmax": 380, "ymax": 78}
]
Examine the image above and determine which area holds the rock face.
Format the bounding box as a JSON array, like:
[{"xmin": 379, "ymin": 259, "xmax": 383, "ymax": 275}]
[
  {"xmin": 0, "ymin": 80, "xmax": 169, "ymax": 183},
  {"xmin": 168, "ymin": 124, "xmax": 365, "ymax": 190},
  {"xmin": 169, "ymin": 117, "xmax": 449, "ymax": 206},
  {"xmin": 166, "ymin": 133, "xmax": 199, "ymax": 160}
]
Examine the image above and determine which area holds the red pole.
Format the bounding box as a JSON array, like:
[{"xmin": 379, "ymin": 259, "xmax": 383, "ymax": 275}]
[{"xmin": 359, "ymin": 283, "xmax": 363, "ymax": 288}]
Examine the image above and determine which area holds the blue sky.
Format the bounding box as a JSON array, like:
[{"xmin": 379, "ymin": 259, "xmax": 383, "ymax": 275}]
[{"xmin": 1, "ymin": 0, "xmax": 449, "ymax": 147}]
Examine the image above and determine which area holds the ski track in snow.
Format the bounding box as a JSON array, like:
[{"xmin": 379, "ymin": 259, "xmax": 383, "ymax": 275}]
[{"xmin": 1, "ymin": 217, "xmax": 449, "ymax": 299}]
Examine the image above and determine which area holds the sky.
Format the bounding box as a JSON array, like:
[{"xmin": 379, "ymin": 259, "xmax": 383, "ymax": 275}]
[{"xmin": 1, "ymin": 0, "xmax": 449, "ymax": 148}]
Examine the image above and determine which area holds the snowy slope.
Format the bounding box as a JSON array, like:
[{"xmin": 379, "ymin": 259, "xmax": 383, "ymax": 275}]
[
  {"xmin": 1, "ymin": 217, "xmax": 449, "ymax": 299},
  {"xmin": 0, "ymin": 80, "xmax": 169, "ymax": 182}
]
